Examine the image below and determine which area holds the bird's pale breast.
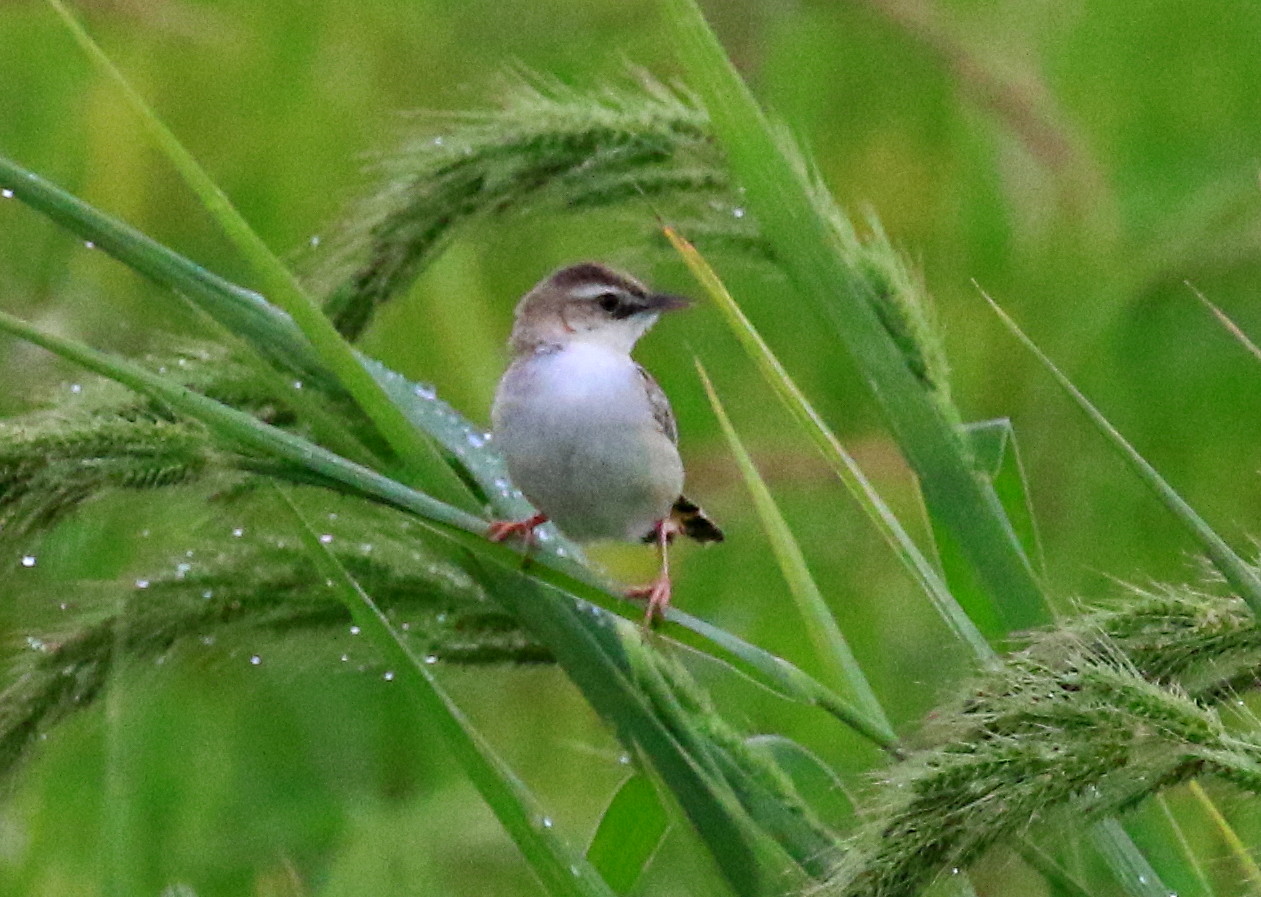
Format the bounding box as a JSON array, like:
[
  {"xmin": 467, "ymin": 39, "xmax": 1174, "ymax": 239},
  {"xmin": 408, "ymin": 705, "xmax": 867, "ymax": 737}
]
[{"xmin": 491, "ymin": 343, "xmax": 683, "ymax": 542}]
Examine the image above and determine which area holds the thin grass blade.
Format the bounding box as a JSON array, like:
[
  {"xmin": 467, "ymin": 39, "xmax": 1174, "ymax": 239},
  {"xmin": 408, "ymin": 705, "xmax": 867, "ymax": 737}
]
[
  {"xmin": 696, "ymin": 360, "xmax": 895, "ymax": 746},
  {"xmin": 0, "ymin": 155, "xmax": 316, "ymax": 378},
  {"xmin": 983, "ymin": 289, "xmax": 1261, "ymax": 614},
  {"xmin": 666, "ymin": 227, "xmax": 992, "ymax": 657}
]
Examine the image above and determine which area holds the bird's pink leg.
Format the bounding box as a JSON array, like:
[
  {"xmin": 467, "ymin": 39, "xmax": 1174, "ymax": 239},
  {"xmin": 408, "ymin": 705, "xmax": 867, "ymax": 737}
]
[
  {"xmin": 486, "ymin": 512, "xmax": 548, "ymax": 548},
  {"xmin": 627, "ymin": 519, "xmax": 678, "ymax": 626}
]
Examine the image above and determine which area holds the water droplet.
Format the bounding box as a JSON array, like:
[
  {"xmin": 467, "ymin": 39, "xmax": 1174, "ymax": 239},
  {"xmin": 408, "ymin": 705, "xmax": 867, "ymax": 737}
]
[
  {"xmin": 25, "ymin": 636, "xmax": 48, "ymax": 652},
  {"xmin": 359, "ymin": 542, "xmax": 374, "ymax": 554},
  {"xmin": 400, "ymin": 621, "xmax": 412, "ymax": 631},
  {"xmin": 540, "ymin": 816, "xmax": 554, "ymax": 828},
  {"xmin": 134, "ymin": 578, "xmax": 150, "ymax": 589},
  {"xmin": 617, "ymin": 753, "xmax": 631, "ymax": 765},
  {"xmin": 20, "ymin": 555, "xmax": 36, "ymax": 568},
  {"xmin": 569, "ymin": 865, "xmax": 581, "ymax": 877},
  {"xmin": 412, "ymin": 382, "xmax": 437, "ymax": 399},
  {"xmin": 732, "ymin": 206, "xmax": 746, "ymax": 218},
  {"xmin": 1, "ymin": 189, "xmax": 12, "ymax": 199},
  {"xmin": 308, "ymin": 234, "xmax": 321, "ymax": 248},
  {"xmin": 349, "ymin": 625, "xmax": 361, "ymax": 636},
  {"xmin": 200, "ymin": 635, "xmax": 216, "ymax": 646},
  {"xmin": 432, "ymin": 136, "xmax": 445, "ymax": 147},
  {"xmin": 69, "ymin": 383, "xmax": 82, "ymax": 394},
  {"xmin": 249, "ymin": 654, "xmax": 262, "ymax": 666},
  {"xmin": 292, "ymin": 379, "xmax": 304, "ymax": 390},
  {"xmin": 83, "ymin": 240, "xmax": 95, "ymax": 250},
  {"xmin": 424, "ymin": 654, "xmax": 438, "ymax": 665},
  {"xmin": 231, "ymin": 527, "xmax": 245, "ymax": 538},
  {"xmin": 175, "ymin": 562, "xmax": 191, "ymax": 579},
  {"xmin": 319, "ymin": 533, "xmax": 334, "ymax": 544},
  {"xmin": 383, "ymin": 671, "xmax": 395, "ymax": 681},
  {"xmin": 202, "ymin": 589, "xmax": 214, "ymax": 599},
  {"xmin": 435, "ymin": 612, "xmax": 448, "ymax": 624},
  {"xmin": 467, "ymin": 431, "xmax": 488, "ymax": 448}
]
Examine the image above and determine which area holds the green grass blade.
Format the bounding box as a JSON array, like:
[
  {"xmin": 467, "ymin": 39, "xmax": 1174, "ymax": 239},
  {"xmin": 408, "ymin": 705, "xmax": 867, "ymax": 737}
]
[
  {"xmin": 983, "ymin": 290, "xmax": 1261, "ymax": 614},
  {"xmin": 0, "ymin": 155, "xmax": 316, "ymax": 378},
  {"xmin": 274, "ymin": 487, "xmax": 618, "ymax": 897},
  {"xmin": 697, "ymin": 361, "xmax": 895, "ymax": 747},
  {"xmin": 45, "ymin": 0, "xmax": 470, "ymax": 507},
  {"xmin": 586, "ymin": 773, "xmax": 671, "ymax": 894},
  {"xmin": 667, "ymin": 227, "xmax": 992, "ymax": 658},
  {"xmin": 662, "ymin": 0, "xmax": 1048, "ymax": 634}
]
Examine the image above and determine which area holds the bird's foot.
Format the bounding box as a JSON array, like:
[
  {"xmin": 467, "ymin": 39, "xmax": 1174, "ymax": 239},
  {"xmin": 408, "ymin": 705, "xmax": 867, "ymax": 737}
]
[
  {"xmin": 486, "ymin": 512, "xmax": 548, "ymax": 545},
  {"xmin": 626, "ymin": 574, "xmax": 672, "ymax": 627}
]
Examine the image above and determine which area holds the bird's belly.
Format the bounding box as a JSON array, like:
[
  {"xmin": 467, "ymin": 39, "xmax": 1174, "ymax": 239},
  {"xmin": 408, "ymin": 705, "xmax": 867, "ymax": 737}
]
[{"xmin": 493, "ymin": 353, "xmax": 682, "ymax": 542}]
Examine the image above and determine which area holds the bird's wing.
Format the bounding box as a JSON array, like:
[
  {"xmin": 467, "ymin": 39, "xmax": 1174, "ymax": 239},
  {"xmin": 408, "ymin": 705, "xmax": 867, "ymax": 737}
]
[{"xmin": 636, "ymin": 364, "xmax": 678, "ymax": 445}]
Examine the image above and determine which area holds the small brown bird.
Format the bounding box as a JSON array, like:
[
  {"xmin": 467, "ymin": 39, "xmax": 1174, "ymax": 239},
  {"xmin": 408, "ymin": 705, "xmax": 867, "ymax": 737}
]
[{"xmin": 488, "ymin": 262, "xmax": 723, "ymax": 622}]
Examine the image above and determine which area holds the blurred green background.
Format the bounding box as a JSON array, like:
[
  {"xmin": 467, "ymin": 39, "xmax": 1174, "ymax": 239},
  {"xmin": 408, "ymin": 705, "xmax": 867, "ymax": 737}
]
[{"xmin": 2, "ymin": 0, "xmax": 1260, "ymax": 894}]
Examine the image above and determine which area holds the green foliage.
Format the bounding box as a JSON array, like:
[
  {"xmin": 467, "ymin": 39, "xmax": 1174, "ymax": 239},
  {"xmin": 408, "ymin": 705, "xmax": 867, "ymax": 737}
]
[{"xmin": 1, "ymin": 2, "xmax": 1260, "ymax": 895}]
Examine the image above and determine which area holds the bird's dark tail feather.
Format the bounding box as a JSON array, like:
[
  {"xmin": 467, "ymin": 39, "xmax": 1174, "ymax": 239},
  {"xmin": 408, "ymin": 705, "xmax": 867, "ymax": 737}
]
[{"xmin": 648, "ymin": 495, "xmax": 723, "ymax": 544}]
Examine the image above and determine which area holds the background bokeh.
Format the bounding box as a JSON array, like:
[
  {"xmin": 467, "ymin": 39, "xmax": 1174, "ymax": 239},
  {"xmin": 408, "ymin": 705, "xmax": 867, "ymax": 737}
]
[{"xmin": 1, "ymin": 0, "xmax": 1260, "ymax": 894}]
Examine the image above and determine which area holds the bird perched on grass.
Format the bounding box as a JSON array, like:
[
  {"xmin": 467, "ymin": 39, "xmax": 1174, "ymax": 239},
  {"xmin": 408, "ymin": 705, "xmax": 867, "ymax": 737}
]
[{"xmin": 488, "ymin": 262, "xmax": 722, "ymax": 623}]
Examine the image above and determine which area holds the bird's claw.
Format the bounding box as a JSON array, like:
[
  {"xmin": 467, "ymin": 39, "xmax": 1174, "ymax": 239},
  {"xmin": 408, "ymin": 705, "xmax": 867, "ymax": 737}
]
[
  {"xmin": 627, "ymin": 575, "xmax": 672, "ymax": 628},
  {"xmin": 486, "ymin": 513, "xmax": 548, "ymax": 544}
]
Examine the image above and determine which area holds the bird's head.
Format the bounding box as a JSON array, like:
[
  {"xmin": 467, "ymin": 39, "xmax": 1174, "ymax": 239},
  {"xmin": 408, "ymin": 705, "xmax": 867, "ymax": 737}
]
[{"xmin": 509, "ymin": 262, "xmax": 691, "ymax": 354}]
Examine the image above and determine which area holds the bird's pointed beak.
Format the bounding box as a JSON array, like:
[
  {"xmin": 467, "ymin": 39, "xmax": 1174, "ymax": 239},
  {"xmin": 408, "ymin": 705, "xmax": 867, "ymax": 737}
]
[{"xmin": 644, "ymin": 292, "xmax": 692, "ymax": 313}]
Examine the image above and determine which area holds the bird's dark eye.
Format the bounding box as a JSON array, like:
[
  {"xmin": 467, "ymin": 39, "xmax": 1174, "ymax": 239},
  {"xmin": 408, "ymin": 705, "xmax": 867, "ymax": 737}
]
[{"xmin": 596, "ymin": 292, "xmax": 621, "ymax": 313}]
